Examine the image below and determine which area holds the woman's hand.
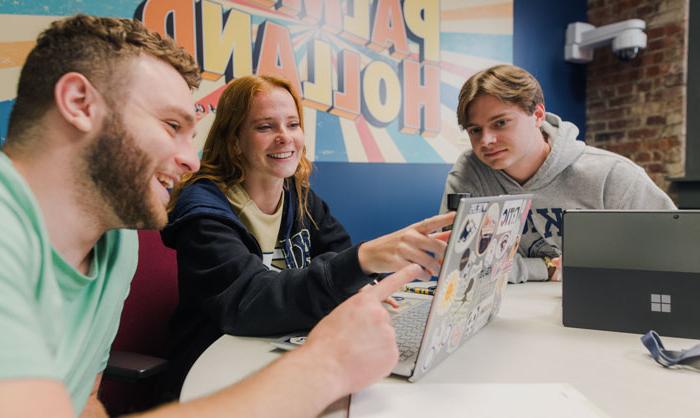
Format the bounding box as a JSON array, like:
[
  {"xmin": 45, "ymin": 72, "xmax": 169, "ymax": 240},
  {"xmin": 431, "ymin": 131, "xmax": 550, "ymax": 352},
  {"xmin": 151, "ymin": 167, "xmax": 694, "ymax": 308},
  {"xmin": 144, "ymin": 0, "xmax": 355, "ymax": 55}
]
[{"xmin": 358, "ymin": 212, "xmax": 456, "ymax": 276}]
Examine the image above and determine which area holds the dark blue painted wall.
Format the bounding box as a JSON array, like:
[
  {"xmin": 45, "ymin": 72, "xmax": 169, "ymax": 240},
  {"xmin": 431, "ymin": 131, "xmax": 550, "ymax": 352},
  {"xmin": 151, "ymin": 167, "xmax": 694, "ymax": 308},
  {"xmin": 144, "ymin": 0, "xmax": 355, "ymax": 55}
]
[
  {"xmin": 311, "ymin": 0, "xmax": 588, "ymax": 243},
  {"xmin": 514, "ymin": 0, "xmax": 588, "ymax": 133},
  {"xmin": 310, "ymin": 163, "xmax": 453, "ymax": 241}
]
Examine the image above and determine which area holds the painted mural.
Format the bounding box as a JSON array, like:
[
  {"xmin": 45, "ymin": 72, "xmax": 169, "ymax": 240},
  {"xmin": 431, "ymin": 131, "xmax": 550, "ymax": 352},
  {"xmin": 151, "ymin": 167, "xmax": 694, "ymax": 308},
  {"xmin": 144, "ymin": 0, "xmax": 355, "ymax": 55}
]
[{"xmin": 0, "ymin": 0, "xmax": 512, "ymax": 163}]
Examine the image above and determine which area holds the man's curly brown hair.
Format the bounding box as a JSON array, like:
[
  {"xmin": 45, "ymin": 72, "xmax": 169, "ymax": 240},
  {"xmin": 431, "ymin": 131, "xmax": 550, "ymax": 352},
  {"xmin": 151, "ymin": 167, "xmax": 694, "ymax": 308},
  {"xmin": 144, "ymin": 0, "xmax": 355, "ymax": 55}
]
[{"xmin": 6, "ymin": 14, "xmax": 201, "ymax": 144}]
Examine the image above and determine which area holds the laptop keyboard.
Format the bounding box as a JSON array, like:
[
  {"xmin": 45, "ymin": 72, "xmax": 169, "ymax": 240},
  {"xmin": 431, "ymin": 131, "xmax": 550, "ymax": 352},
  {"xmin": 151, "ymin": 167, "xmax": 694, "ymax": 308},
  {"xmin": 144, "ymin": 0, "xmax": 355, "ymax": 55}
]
[{"xmin": 391, "ymin": 298, "xmax": 431, "ymax": 361}]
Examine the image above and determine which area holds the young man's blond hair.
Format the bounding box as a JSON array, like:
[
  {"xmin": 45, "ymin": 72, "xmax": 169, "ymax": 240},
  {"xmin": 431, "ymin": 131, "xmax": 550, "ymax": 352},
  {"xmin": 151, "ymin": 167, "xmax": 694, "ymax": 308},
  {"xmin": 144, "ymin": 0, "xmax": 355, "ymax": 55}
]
[{"xmin": 456, "ymin": 64, "xmax": 545, "ymax": 130}]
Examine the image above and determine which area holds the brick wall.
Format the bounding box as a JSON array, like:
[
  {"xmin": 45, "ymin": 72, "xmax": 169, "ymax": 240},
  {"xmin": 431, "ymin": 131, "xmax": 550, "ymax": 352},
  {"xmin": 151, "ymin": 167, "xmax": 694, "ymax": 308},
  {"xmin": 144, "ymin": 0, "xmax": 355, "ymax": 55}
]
[{"xmin": 586, "ymin": 0, "xmax": 688, "ymax": 192}]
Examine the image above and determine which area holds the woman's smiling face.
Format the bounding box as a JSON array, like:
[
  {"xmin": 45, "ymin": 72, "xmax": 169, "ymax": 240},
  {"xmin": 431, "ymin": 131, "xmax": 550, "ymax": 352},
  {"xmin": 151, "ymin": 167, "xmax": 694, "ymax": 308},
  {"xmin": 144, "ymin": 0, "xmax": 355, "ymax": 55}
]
[{"xmin": 238, "ymin": 86, "xmax": 305, "ymax": 184}]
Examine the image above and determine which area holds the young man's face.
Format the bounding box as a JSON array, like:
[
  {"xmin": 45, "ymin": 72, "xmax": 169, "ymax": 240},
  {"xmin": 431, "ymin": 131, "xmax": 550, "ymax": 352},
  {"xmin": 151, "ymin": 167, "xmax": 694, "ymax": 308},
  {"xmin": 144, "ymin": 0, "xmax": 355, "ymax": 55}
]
[
  {"xmin": 464, "ymin": 94, "xmax": 546, "ymax": 182},
  {"xmin": 85, "ymin": 54, "xmax": 200, "ymax": 229}
]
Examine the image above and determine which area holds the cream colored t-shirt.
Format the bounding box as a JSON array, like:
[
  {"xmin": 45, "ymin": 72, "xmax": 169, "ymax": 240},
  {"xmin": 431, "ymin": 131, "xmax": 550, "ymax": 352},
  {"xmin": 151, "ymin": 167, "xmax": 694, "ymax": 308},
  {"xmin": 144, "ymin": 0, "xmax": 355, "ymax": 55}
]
[{"xmin": 227, "ymin": 184, "xmax": 287, "ymax": 271}]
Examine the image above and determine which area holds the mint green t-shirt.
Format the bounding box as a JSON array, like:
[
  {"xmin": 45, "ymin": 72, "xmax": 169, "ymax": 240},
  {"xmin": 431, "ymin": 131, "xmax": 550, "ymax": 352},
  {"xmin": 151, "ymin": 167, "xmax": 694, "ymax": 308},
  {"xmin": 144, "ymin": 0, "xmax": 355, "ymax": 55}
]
[{"xmin": 0, "ymin": 152, "xmax": 138, "ymax": 414}]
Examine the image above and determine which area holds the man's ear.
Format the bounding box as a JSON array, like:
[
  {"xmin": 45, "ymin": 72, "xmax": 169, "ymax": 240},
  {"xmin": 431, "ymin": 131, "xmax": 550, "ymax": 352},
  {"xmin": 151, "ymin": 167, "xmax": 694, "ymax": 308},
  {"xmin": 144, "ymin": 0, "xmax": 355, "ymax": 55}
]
[
  {"xmin": 53, "ymin": 72, "xmax": 104, "ymax": 133},
  {"xmin": 533, "ymin": 103, "xmax": 546, "ymax": 128}
]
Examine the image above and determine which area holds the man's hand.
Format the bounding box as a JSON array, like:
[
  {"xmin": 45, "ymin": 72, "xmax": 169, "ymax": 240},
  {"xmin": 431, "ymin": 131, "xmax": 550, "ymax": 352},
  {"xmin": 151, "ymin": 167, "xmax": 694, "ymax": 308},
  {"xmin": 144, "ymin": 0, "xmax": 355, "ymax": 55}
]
[
  {"xmin": 358, "ymin": 212, "xmax": 456, "ymax": 276},
  {"xmin": 358, "ymin": 282, "xmax": 400, "ymax": 309},
  {"xmin": 304, "ymin": 264, "xmax": 430, "ymax": 397},
  {"xmin": 550, "ymin": 257, "xmax": 562, "ymax": 282},
  {"xmin": 128, "ymin": 265, "xmax": 431, "ymax": 418}
]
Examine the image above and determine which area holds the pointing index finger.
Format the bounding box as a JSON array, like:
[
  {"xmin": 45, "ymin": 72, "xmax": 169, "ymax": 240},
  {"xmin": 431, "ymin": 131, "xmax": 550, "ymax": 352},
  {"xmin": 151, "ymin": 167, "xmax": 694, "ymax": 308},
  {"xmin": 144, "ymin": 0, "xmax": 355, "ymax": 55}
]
[
  {"xmin": 368, "ymin": 264, "xmax": 430, "ymax": 302},
  {"xmin": 430, "ymin": 230, "xmax": 452, "ymax": 243},
  {"xmin": 415, "ymin": 212, "xmax": 456, "ymax": 234}
]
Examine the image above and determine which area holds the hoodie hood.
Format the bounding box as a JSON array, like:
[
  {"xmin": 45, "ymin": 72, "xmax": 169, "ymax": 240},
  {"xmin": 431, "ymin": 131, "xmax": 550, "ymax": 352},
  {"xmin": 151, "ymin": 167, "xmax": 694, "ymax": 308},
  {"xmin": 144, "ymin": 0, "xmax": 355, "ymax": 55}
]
[
  {"xmin": 161, "ymin": 179, "xmax": 298, "ymax": 251},
  {"xmin": 495, "ymin": 112, "xmax": 585, "ymax": 192}
]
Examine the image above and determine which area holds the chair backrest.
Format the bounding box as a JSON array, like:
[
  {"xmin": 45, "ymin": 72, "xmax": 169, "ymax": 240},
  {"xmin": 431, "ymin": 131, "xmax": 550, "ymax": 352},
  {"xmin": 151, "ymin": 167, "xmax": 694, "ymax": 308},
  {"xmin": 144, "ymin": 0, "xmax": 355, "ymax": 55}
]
[
  {"xmin": 110, "ymin": 229, "xmax": 179, "ymax": 357},
  {"xmin": 100, "ymin": 230, "xmax": 178, "ymax": 414}
]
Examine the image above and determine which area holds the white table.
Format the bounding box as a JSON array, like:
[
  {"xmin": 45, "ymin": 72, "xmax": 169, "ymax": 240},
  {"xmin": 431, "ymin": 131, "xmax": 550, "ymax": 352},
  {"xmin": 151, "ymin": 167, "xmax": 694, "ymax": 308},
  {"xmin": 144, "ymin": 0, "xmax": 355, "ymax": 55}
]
[{"xmin": 181, "ymin": 283, "xmax": 700, "ymax": 418}]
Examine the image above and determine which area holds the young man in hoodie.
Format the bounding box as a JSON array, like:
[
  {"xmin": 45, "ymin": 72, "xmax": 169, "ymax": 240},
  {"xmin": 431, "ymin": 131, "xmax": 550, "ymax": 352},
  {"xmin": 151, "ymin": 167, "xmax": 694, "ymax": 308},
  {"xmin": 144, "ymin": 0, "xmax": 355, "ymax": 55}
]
[{"xmin": 441, "ymin": 64, "xmax": 675, "ymax": 283}]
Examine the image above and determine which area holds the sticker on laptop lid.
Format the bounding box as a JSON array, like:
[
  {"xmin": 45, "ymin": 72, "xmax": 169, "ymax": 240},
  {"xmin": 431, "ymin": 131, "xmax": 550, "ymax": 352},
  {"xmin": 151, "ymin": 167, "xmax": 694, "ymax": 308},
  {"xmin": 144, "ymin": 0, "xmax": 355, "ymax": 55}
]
[
  {"xmin": 477, "ymin": 203, "xmax": 501, "ymax": 255},
  {"xmin": 435, "ymin": 270, "xmax": 460, "ymax": 316},
  {"xmin": 453, "ymin": 213, "xmax": 481, "ymax": 254}
]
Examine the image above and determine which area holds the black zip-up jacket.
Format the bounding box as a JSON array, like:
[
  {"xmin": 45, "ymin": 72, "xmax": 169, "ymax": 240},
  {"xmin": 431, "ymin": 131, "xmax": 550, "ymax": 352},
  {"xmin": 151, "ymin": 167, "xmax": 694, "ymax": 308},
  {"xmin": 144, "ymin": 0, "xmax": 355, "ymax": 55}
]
[{"xmin": 158, "ymin": 179, "xmax": 372, "ymax": 399}]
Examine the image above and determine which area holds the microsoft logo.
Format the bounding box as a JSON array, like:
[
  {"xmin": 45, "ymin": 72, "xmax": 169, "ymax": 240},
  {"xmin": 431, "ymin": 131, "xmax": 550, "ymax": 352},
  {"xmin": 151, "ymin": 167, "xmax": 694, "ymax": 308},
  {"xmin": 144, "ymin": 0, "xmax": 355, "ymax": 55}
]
[{"xmin": 650, "ymin": 294, "xmax": 671, "ymax": 313}]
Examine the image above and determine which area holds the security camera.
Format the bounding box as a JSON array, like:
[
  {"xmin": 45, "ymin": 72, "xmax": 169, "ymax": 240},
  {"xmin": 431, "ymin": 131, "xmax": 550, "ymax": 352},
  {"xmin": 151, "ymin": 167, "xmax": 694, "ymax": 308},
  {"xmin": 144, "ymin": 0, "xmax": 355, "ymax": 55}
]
[{"xmin": 564, "ymin": 19, "xmax": 647, "ymax": 63}]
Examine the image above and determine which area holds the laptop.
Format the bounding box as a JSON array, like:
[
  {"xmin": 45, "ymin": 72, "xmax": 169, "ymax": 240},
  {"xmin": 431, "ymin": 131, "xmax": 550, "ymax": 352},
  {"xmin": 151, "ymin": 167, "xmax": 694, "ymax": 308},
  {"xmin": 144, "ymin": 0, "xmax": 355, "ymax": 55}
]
[
  {"xmin": 390, "ymin": 194, "xmax": 531, "ymax": 381},
  {"xmin": 274, "ymin": 194, "xmax": 532, "ymax": 381},
  {"xmin": 562, "ymin": 210, "xmax": 700, "ymax": 339}
]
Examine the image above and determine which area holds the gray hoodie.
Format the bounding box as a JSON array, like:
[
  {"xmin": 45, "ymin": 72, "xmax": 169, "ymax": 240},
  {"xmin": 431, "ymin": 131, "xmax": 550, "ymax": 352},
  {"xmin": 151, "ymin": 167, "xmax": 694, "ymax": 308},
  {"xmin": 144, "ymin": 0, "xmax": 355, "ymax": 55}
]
[{"xmin": 441, "ymin": 113, "xmax": 676, "ymax": 283}]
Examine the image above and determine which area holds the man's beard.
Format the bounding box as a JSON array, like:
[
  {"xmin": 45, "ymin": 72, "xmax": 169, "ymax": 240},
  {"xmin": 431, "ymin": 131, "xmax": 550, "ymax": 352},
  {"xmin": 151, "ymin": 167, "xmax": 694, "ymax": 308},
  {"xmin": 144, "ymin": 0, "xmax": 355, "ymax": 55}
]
[{"xmin": 84, "ymin": 112, "xmax": 165, "ymax": 229}]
